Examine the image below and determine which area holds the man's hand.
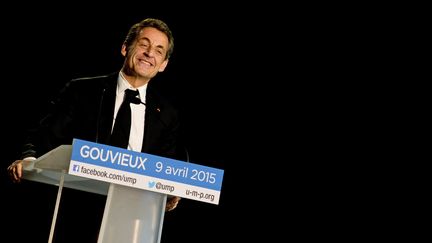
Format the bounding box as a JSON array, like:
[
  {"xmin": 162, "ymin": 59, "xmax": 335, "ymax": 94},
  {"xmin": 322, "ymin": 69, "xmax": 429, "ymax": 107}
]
[
  {"xmin": 7, "ymin": 160, "xmax": 24, "ymax": 183},
  {"xmin": 166, "ymin": 196, "xmax": 181, "ymax": 212}
]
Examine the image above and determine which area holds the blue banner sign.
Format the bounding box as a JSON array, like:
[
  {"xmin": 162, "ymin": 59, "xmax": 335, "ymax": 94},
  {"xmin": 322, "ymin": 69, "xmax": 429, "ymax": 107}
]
[{"xmin": 68, "ymin": 139, "xmax": 224, "ymax": 204}]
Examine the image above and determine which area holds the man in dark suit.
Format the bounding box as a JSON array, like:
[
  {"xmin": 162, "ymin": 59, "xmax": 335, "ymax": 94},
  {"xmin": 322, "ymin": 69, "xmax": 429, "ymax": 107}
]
[{"xmin": 7, "ymin": 18, "xmax": 181, "ymax": 210}]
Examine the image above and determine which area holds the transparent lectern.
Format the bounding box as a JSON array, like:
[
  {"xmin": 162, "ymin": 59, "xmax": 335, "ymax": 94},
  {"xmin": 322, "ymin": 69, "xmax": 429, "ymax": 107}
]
[{"xmin": 22, "ymin": 145, "xmax": 167, "ymax": 243}]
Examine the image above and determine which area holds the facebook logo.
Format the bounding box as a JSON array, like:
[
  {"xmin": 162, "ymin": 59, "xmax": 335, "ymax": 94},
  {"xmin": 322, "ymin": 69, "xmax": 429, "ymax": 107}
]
[{"xmin": 72, "ymin": 164, "xmax": 80, "ymax": 172}]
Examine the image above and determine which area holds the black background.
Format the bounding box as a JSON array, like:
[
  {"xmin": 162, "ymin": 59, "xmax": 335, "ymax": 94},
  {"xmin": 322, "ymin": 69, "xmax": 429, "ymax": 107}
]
[
  {"xmin": 0, "ymin": 6, "xmax": 255, "ymax": 243},
  {"xmin": 0, "ymin": 3, "xmax": 383, "ymax": 243}
]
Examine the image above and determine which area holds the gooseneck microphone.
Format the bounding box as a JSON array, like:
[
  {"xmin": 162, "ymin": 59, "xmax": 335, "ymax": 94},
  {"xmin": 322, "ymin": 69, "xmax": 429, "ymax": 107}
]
[
  {"xmin": 95, "ymin": 87, "xmax": 106, "ymax": 143},
  {"xmin": 129, "ymin": 96, "xmax": 144, "ymax": 105},
  {"xmin": 130, "ymin": 94, "xmax": 189, "ymax": 162},
  {"xmin": 129, "ymin": 96, "xmax": 167, "ymax": 128},
  {"xmin": 95, "ymin": 87, "xmax": 185, "ymax": 159},
  {"xmin": 111, "ymin": 89, "xmax": 189, "ymax": 162}
]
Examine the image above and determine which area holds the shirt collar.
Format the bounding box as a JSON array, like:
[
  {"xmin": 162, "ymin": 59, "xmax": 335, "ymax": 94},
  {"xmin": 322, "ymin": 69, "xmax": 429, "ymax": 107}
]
[{"xmin": 117, "ymin": 72, "xmax": 148, "ymax": 103}]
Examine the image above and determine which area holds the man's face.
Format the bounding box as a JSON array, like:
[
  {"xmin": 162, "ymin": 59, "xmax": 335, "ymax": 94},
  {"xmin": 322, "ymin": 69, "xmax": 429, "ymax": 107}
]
[{"xmin": 122, "ymin": 27, "xmax": 169, "ymax": 81}]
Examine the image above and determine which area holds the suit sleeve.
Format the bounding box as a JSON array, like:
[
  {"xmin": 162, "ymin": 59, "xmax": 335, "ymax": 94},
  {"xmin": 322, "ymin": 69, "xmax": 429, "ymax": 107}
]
[{"xmin": 20, "ymin": 81, "xmax": 78, "ymax": 159}]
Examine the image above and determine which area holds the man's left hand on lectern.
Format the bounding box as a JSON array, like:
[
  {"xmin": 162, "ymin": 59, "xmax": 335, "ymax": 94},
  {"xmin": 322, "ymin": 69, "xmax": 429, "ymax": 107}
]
[{"xmin": 166, "ymin": 196, "xmax": 181, "ymax": 211}]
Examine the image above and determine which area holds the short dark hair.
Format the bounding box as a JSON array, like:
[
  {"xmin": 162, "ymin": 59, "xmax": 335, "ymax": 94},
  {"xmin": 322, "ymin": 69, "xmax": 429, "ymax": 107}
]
[{"xmin": 123, "ymin": 18, "xmax": 174, "ymax": 60}]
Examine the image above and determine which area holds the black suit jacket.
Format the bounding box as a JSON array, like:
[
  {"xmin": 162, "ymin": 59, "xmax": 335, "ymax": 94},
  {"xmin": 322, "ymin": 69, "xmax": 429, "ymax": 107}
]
[{"xmin": 21, "ymin": 72, "xmax": 181, "ymax": 160}]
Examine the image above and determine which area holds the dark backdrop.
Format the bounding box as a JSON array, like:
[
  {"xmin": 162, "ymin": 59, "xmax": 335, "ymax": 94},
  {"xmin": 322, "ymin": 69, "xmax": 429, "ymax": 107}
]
[
  {"xmin": 0, "ymin": 7, "xmax": 249, "ymax": 243},
  {"xmin": 1, "ymin": 3, "xmax": 348, "ymax": 242}
]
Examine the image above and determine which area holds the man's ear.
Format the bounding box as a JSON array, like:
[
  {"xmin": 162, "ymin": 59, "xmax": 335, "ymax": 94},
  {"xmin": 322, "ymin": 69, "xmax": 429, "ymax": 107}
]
[{"xmin": 121, "ymin": 44, "xmax": 127, "ymax": 57}]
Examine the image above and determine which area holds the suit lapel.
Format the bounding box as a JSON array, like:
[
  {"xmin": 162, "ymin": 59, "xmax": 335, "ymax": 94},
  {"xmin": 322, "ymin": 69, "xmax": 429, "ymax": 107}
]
[
  {"xmin": 97, "ymin": 76, "xmax": 117, "ymax": 144},
  {"xmin": 141, "ymin": 89, "xmax": 163, "ymax": 152},
  {"xmin": 95, "ymin": 76, "xmax": 166, "ymax": 152}
]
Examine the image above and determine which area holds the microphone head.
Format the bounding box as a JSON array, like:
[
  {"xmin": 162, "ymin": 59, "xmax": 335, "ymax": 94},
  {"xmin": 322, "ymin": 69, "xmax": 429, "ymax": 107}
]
[{"xmin": 130, "ymin": 97, "xmax": 142, "ymax": 104}]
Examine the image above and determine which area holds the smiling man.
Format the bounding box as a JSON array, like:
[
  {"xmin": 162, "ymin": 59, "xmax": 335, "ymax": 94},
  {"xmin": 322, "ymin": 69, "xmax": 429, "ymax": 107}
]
[{"xmin": 7, "ymin": 17, "xmax": 182, "ymax": 243}]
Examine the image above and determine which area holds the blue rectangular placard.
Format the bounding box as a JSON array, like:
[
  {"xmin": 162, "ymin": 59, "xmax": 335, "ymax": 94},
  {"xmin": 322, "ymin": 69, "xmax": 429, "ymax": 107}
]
[{"xmin": 68, "ymin": 139, "xmax": 224, "ymax": 204}]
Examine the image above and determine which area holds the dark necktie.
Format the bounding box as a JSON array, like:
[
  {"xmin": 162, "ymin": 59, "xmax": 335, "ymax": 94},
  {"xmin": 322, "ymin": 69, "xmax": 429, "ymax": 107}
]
[{"xmin": 109, "ymin": 89, "xmax": 140, "ymax": 148}]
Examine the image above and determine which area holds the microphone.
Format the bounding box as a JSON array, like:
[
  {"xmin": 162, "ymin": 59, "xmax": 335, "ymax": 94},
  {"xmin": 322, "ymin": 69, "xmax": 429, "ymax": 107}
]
[
  {"xmin": 130, "ymin": 96, "xmax": 161, "ymax": 113},
  {"xmin": 131, "ymin": 92, "xmax": 189, "ymax": 162},
  {"xmin": 129, "ymin": 95, "xmax": 167, "ymax": 128},
  {"xmin": 97, "ymin": 87, "xmax": 187, "ymax": 160},
  {"xmin": 95, "ymin": 86, "xmax": 106, "ymax": 143},
  {"xmin": 130, "ymin": 96, "xmax": 145, "ymax": 105}
]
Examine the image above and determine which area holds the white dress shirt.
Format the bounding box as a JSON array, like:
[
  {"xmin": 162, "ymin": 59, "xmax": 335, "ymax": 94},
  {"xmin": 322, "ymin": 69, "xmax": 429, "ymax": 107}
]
[{"xmin": 113, "ymin": 73, "xmax": 147, "ymax": 152}]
